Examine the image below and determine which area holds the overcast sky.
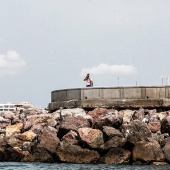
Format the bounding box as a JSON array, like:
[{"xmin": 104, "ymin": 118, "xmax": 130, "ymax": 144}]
[{"xmin": 0, "ymin": 0, "xmax": 170, "ymax": 108}]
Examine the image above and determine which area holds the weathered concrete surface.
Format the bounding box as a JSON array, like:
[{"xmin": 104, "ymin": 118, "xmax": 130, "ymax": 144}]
[{"xmin": 48, "ymin": 86, "xmax": 170, "ymax": 111}]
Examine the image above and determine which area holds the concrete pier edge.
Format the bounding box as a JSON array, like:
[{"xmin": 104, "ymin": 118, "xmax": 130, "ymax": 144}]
[{"xmin": 48, "ymin": 85, "xmax": 170, "ymax": 112}]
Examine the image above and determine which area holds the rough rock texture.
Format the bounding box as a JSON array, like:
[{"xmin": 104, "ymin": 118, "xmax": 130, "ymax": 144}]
[
  {"xmin": 22, "ymin": 147, "xmax": 54, "ymax": 162},
  {"xmin": 0, "ymin": 107, "xmax": 169, "ymax": 164},
  {"xmin": 162, "ymin": 138, "xmax": 170, "ymax": 162},
  {"xmin": 78, "ymin": 127, "xmax": 104, "ymax": 149},
  {"xmin": 121, "ymin": 120, "xmax": 152, "ymax": 145},
  {"xmin": 100, "ymin": 148, "xmax": 131, "ymax": 164},
  {"xmin": 38, "ymin": 127, "xmax": 60, "ymax": 153},
  {"xmin": 100, "ymin": 136, "xmax": 126, "ymax": 151},
  {"xmin": 18, "ymin": 130, "xmax": 37, "ymax": 141},
  {"xmin": 59, "ymin": 114, "xmax": 90, "ymax": 132},
  {"xmin": 0, "ymin": 147, "xmax": 25, "ymax": 162},
  {"xmin": 133, "ymin": 140, "xmax": 165, "ymax": 164},
  {"xmin": 120, "ymin": 110, "xmax": 134, "ymax": 124},
  {"xmin": 55, "ymin": 145, "xmax": 100, "ymax": 163},
  {"xmin": 102, "ymin": 126, "xmax": 123, "ymax": 139},
  {"xmin": 161, "ymin": 115, "xmax": 170, "ymax": 135},
  {"xmin": 60, "ymin": 130, "xmax": 79, "ymax": 147},
  {"xmin": 93, "ymin": 110, "xmax": 123, "ymax": 129},
  {"xmin": 87, "ymin": 108, "xmax": 108, "ymax": 125}
]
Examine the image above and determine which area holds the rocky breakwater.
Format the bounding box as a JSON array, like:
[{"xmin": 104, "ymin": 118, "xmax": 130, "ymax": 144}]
[{"xmin": 1, "ymin": 107, "xmax": 170, "ymax": 164}]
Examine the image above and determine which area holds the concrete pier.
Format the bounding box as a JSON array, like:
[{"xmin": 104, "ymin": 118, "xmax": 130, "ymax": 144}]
[{"xmin": 48, "ymin": 86, "xmax": 170, "ymax": 111}]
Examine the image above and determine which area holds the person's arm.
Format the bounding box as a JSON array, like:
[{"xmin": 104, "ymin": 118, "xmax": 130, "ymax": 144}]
[{"xmin": 84, "ymin": 76, "xmax": 89, "ymax": 81}]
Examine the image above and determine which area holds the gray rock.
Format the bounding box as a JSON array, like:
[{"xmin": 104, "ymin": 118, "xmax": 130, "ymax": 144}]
[
  {"xmin": 121, "ymin": 120, "xmax": 152, "ymax": 145},
  {"xmin": 102, "ymin": 126, "xmax": 123, "ymax": 139},
  {"xmin": 93, "ymin": 110, "xmax": 123, "ymax": 129},
  {"xmin": 59, "ymin": 114, "xmax": 90, "ymax": 132}
]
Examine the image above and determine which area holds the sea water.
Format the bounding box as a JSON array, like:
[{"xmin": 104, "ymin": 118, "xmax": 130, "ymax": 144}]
[{"xmin": 0, "ymin": 163, "xmax": 169, "ymax": 170}]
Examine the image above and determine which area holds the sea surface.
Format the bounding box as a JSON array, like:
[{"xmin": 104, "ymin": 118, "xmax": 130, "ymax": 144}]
[{"xmin": 0, "ymin": 163, "xmax": 170, "ymax": 170}]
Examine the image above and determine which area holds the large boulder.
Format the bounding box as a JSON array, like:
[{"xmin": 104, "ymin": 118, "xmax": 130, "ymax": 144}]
[
  {"xmin": 87, "ymin": 108, "xmax": 108, "ymax": 125},
  {"xmin": 100, "ymin": 136, "xmax": 126, "ymax": 151},
  {"xmin": 161, "ymin": 115, "xmax": 170, "ymax": 135},
  {"xmin": 24, "ymin": 114, "xmax": 52, "ymax": 131},
  {"xmin": 60, "ymin": 130, "xmax": 79, "ymax": 147},
  {"xmin": 18, "ymin": 130, "xmax": 37, "ymax": 142},
  {"xmin": 22, "ymin": 147, "xmax": 54, "ymax": 162},
  {"xmin": 93, "ymin": 110, "xmax": 123, "ymax": 130},
  {"xmin": 120, "ymin": 110, "xmax": 134, "ymax": 124},
  {"xmin": 132, "ymin": 108, "xmax": 145, "ymax": 121},
  {"xmin": 162, "ymin": 138, "xmax": 170, "ymax": 162},
  {"xmin": 59, "ymin": 114, "xmax": 90, "ymax": 133},
  {"xmin": 132, "ymin": 140, "xmax": 165, "ymax": 164},
  {"xmin": 29, "ymin": 114, "xmax": 52, "ymax": 124},
  {"xmin": 60, "ymin": 108, "xmax": 86, "ymax": 117},
  {"xmin": 5, "ymin": 123, "xmax": 24, "ymax": 148},
  {"xmin": 24, "ymin": 108, "xmax": 47, "ymax": 116},
  {"xmin": 78, "ymin": 127, "xmax": 104, "ymax": 149},
  {"xmin": 5, "ymin": 136, "xmax": 24, "ymax": 149},
  {"xmin": 51, "ymin": 109, "xmax": 60, "ymax": 118},
  {"xmin": 0, "ymin": 111, "xmax": 16, "ymax": 119},
  {"xmin": 151, "ymin": 132, "xmax": 169, "ymax": 146},
  {"xmin": 47, "ymin": 118, "xmax": 57, "ymax": 127},
  {"xmin": 0, "ymin": 116, "xmax": 11, "ymax": 129},
  {"xmin": 38, "ymin": 127, "xmax": 60, "ymax": 153},
  {"xmin": 121, "ymin": 120, "xmax": 152, "ymax": 145},
  {"xmin": 102, "ymin": 126, "xmax": 123, "ymax": 139},
  {"xmin": 55, "ymin": 145, "xmax": 100, "ymax": 163},
  {"xmin": 30, "ymin": 123, "xmax": 45, "ymax": 135},
  {"xmin": 6, "ymin": 123, "xmax": 23, "ymax": 137},
  {"xmin": 100, "ymin": 148, "xmax": 131, "ymax": 164},
  {"xmin": 0, "ymin": 147, "xmax": 25, "ymax": 162}
]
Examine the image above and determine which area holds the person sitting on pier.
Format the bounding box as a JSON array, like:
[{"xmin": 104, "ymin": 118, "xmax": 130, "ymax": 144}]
[{"xmin": 84, "ymin": 73, "xmax": 93, "ymax": 87}]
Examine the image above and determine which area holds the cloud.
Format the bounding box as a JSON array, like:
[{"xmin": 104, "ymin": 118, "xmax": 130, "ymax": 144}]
[
  {"xmin": 0, "ymin": 51, "xmax": 26, "ymax": 75},
  {"xmin": 80, "ymin": 63, "xmax": 136, "ymax": 76}
]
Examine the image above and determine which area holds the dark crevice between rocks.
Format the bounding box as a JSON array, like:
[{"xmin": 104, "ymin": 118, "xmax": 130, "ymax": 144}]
[
  {"xmin": 57, "ymin": 128, "xmax": 70, "ymax": 139},
  {"xmin": 123, "ymin": 142, "xmax": 135, "ymax": 165},
  {"xmin": 123, "ymin": 141, "xmax": 135, "ymax": 152},
  {"xmin": 52, "ymin": 153, "xmax": 61, "ymax": 163}
]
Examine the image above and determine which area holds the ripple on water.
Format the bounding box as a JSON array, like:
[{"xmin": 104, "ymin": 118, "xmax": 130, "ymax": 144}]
[{"xmin": 0, "ymin": 163, "xmax": 169, "ymax": 170}]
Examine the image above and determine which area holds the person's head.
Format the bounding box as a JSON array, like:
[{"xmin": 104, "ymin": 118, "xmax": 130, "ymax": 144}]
[{"xmin": 87, "ymin": 73, "xmax": 90, "ymax": 77}]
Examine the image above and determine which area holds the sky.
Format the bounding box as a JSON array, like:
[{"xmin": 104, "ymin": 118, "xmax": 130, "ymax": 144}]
[{"xmin": 0, "ymin": 0, "xmax": 170, "ymax": 108}]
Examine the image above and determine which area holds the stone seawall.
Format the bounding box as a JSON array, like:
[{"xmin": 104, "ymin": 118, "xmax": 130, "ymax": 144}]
[
  {"xmin": 0, "ymin": 106, "xmax": 170, "ymax": 164},
  {"xmin": 49, "ymin": 86, "xmax": 170, "ymax": 111}
]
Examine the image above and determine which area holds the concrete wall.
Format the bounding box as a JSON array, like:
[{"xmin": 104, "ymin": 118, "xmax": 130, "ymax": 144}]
[
  {"xmin": 49, "ymin": 86, "xmax": 170, "ymax": 111},
  {"xmin": 80, "ymin": 86, "xmax": 170, "ymax": 100},
  {"xmin": 51, "ymin": 88, "xmax": 81, "ymax": 102}
]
